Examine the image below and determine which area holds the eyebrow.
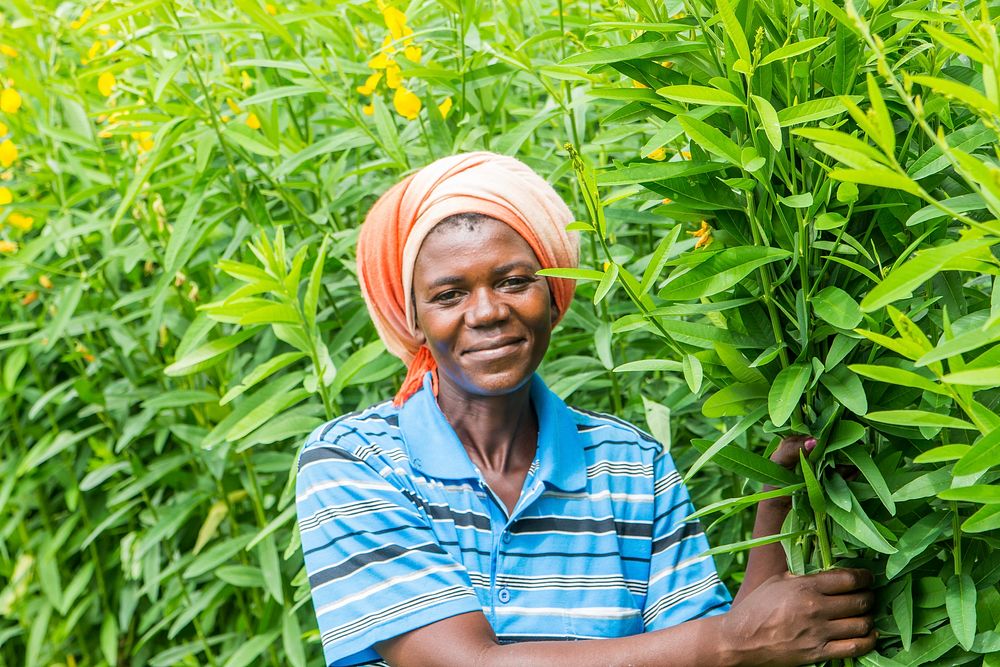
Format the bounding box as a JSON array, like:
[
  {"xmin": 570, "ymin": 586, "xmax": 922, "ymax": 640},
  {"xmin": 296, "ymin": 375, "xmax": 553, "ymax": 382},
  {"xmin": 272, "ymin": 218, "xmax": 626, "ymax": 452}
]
[{"xmin": 424, "ymin": 261, "xmax": 539, "ymax": 290}]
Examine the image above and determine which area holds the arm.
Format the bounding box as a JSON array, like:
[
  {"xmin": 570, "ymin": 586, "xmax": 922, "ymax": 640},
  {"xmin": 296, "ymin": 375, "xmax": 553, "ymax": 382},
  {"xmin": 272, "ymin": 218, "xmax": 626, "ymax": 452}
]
[
  {"xmin": 733, "ymin": 435, "xmax": 814, "ymax": 605},
  {"xmin": 377, "ymin": 568, "xmax": 877, "ymax": 667}
]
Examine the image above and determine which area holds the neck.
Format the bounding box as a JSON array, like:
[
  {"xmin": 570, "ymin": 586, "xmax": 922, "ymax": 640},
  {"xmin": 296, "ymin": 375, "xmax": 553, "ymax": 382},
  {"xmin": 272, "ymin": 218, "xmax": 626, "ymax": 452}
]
[{"xmin": 436, "ymin": 376, "xmax": 537, "ymax": 476}]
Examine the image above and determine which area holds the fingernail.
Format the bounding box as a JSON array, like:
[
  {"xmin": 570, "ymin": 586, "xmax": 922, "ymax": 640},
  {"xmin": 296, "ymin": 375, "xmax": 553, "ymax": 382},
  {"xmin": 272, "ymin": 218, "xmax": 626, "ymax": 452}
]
[{"xmin": 805, "ymin": 438, "xmax": 817, "ymax": 451}]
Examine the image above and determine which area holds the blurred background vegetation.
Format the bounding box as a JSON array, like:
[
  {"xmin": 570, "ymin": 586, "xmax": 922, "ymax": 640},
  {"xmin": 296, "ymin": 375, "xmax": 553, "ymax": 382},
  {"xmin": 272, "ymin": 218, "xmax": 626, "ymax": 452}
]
[{"xmin": 1, "ymin": 0, "xmax": 999, "ymax": 665}]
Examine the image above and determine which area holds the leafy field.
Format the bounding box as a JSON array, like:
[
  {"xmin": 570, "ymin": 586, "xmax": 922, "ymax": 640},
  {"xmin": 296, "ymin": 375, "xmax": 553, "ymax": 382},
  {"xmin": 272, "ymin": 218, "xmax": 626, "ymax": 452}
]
[{"xmin": 1, "ymin": 0, "xmax": 999, "ymax": 665}]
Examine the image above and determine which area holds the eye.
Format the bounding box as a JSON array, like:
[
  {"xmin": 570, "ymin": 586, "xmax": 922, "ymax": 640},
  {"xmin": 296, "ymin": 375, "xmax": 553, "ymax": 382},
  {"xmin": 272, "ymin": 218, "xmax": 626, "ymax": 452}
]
[
  {"xmin": 500, "ymin": 276, "xmax": 534, "ymax": 289},
  {"xmin": 432, "ymin": 289, "xmax": 463, "ymax": 303}
]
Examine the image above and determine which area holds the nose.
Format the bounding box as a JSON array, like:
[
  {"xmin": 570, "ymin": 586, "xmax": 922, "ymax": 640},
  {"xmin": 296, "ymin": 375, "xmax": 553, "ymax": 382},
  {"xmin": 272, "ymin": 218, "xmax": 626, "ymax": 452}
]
[{"xmin": 465, "ymin": 286, "xmax": 508, "ymax": 328}]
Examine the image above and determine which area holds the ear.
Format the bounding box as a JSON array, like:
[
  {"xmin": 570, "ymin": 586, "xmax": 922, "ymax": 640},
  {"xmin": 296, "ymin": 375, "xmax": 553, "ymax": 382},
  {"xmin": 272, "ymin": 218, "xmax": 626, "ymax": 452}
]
[{"xmin": 550, "ymin": 296, "xmax": 560, "ymax": 327}]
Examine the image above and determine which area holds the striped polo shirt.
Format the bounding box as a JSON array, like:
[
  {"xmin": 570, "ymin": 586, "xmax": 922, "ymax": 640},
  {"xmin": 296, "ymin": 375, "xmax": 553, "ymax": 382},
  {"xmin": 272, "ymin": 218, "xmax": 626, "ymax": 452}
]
[{"xmin": 296, "ymin": 372, "xmax": 731, "ymax": 666}]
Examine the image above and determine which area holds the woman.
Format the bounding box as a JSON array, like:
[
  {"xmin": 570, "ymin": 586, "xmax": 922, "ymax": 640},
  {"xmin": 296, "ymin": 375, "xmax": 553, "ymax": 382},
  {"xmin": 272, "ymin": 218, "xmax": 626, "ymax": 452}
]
[{"xmin": 296, "ymin": 152, "xmax": 876, "ymax": 666}]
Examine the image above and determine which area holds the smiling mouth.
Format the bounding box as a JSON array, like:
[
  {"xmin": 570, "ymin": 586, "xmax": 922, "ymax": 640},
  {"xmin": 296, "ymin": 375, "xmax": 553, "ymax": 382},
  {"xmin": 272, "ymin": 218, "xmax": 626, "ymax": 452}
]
[{"xmin": 463, "ymin": 338, "xmax": 526, "ymax": 357}]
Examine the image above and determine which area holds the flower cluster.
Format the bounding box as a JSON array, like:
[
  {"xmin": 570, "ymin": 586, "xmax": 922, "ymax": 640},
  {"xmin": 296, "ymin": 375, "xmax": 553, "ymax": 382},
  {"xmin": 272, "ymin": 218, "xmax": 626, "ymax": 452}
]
[
  {"xmin": 0, "ymin": 44, "xmax": 29, "ymax": 254},
  {"xmin": 687, "ymin": 220, "xmax": 713, "ymax": 250},
  {"xmin": 357, "ymin": 2, "xmax": 451, "ymax": 121}
]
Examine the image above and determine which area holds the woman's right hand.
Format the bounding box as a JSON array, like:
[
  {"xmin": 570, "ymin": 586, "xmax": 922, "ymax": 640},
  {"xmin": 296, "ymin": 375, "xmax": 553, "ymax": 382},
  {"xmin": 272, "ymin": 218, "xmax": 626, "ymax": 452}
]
[{"xmin": 721, "ymin": 568, "xmax": 877, "ymax": 666}]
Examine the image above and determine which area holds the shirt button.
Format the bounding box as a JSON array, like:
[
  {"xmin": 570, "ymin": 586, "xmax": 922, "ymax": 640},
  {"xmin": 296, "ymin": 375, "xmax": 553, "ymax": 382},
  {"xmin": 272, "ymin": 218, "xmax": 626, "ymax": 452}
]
[
  {"xmin": 497, "ymin": 588, "xmax": 511, "ymax": 604},
  {"xmin": 502, "ymin": 531, "xmax": 511, "ymax": 544},
  {"xmin": 412, "ymin": 457, "xmax": 422, "ymax": 468}
]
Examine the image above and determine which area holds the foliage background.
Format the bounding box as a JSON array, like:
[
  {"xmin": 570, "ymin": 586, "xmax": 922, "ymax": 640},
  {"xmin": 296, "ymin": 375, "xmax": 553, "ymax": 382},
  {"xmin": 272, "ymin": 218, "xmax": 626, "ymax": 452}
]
[{"xmin": 1, "ymin": 0, "xmax": 998, "ymax": 665}]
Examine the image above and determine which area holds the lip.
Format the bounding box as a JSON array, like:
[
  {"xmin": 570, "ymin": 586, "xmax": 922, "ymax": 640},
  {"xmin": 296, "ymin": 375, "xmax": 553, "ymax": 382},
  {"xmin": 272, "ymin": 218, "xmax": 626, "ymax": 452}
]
[{"xmin": 462, "ymin": 337, "xmax": 526, "ymax": 358}]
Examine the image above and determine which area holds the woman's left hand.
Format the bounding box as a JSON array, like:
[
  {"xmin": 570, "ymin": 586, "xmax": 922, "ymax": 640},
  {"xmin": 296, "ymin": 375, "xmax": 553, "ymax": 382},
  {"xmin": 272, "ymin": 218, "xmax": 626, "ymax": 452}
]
[{"xmin": 770, "ymin": 434, "xmax": 817, "ymax": 470}]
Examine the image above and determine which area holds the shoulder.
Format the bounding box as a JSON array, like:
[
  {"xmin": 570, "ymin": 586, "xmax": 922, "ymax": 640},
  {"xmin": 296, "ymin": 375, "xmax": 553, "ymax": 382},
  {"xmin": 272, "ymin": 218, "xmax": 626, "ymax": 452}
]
[
  {"xmin": 298, "ymin": 399, "xmax": 403, "ymax": 472},
  {"xmin": 564, "ymin": 404, "xmax": 662, "ymax": 454}
]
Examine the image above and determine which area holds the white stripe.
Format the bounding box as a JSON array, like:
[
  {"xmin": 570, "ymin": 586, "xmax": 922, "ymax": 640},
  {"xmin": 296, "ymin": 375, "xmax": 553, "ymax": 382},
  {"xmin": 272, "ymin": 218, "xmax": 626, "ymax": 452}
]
[
  {"xmin": 316, "ymin": 563, "xmax": 469, "ymax": 616},
  {"xmin": 296, "ymin": 478, "xmax": 395, "ymax": 504},
  {"xmin": 647, "ymin": 553, "xmax": 714, "ymax": 588},
  {"xmin": 496, "ymin": 606, "xmax": 642, "ymax": 619}
]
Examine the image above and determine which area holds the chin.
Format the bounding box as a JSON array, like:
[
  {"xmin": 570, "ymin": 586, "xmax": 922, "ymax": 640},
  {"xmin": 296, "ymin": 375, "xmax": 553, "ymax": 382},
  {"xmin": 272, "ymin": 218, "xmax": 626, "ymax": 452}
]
[{"xmin": 450, "ymin": 366, "xmax": 535, "ymax": 398}]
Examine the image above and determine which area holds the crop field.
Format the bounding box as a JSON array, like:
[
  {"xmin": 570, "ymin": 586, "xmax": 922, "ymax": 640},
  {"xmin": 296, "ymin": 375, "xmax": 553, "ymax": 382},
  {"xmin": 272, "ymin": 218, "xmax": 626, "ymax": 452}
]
[{"xmin": 0, "ymin": 0, "xmax": 999, "ymax": 665}]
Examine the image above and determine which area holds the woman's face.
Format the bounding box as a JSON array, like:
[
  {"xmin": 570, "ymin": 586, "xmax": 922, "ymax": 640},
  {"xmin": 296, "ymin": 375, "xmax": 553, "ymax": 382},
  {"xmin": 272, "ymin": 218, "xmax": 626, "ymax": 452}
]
[{"xmin": 412, "ymin": 217, "xmax": 555, "ymax": 400}]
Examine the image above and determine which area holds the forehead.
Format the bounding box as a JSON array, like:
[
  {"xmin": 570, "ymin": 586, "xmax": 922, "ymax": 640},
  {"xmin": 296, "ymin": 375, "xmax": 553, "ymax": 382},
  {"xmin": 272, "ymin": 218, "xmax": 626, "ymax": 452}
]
[{"xmin": 414, "ymin": 218, "xmax": 540, "ymax": 280}]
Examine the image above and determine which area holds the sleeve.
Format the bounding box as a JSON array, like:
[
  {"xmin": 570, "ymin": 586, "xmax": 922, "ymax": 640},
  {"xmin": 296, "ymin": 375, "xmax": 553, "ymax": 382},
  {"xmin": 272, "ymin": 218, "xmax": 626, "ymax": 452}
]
[
  {"xmin": 296, "ymin": 430, "xmax": 483, "ymax": 666},
  {"xmin": 643, "ymin": 448, "xmax": 732, "ymax": 631}
]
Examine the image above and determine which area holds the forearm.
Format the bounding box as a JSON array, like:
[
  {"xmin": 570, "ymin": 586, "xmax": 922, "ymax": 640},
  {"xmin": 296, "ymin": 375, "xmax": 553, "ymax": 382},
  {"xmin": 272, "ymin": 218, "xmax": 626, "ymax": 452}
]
[
  {"xmin": 732, "ymin": 493, "xmax": 792, "ymax": 606},
  {"xmin": 380, "ymin": 611, "xmax": 746, "ymax": 667},
  {"xmin": 477, "ymin": 614, "xmax": 739, "ymax": 667}
]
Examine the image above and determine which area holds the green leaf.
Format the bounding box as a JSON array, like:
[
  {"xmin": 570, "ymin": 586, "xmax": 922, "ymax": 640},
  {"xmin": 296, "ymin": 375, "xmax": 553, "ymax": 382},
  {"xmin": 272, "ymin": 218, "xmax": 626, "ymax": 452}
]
[
  {"xmin": 282, "ymin": 612, "xmax": 306, "ymax": 667},
  {"xmin": 893, "ymin": 575, "xmax": 914, "ymax": 652},
  {"xmin": 794, "ymin": 127, "xmax": 889, "ymax": 165},
  {"xmin": 828, "ymin": 167, "xmax": 921, "ymax": 195},
  {"xmin": 164, "ymin": 327, "xmax": 262, "ymax": 377},
  {"xmin": 848, "ymin": 364, "xmax": 947, "ymax": 395},
  {"xmin": 778, "ymin": 97, "xmax": 851, "ymax": 126},
  {"xmin": 220, "ymin": 629, "xmax": 281, "ymax": 667},
  {"xmin": 596, "ymin": 160, "xmax": 726, "ymax": 186},
  {"xmin": 751, "ymin": 95, "xmax": 782, "ymax": 151},
  {"xmin": 861, "ymin": 239, "xmax": 997, "ymax": 312},
  {"xmin": 560, "ymin": 40, "xmax": 704, "ymax": 66},
  {"xmin": 886, "ymin": 513, "xmax": 949, "ymax": 579},
  {"xmin": 536, "ymin": 267, "xmax": 604, "ymax": 281},
  {"xmin": 819, "ymin": 364, "xmax": 868, "ymax": 415},
  {"xmin": 682, "ymin": 353, "xmax": 703, "ymax": 393},
  {"xmin": 800, "ymin": 449, "xmax": 827, "ymax": 520},
  {"xmin": 677, "ymin": 115, "xmax": 742, "ymax": 165},
  {"xmin": 758, "ymin": 37, "xmax": 828, "ymax": 66},
  {"xmin": 658, "ymin": 247, "xmax": 790, "ymax": 300},
  {"xmin": 657, "ymin": 84, "xmax": 745, "ymax": 107},
  {"xmin": 813, "ymin": 286, "xmax": 863, "ymax": 329},
  {"xmin": 685, "ymin": 405, "xmax": 769, "ymax": 480},
  {"xmin": 946, "ymin": 574, "xmax": 977, "ymax": 650},
  {"xmin": 913, "ymin": 444, "xmax": 971, "ymax": 463},
  {"xmin": 912, "ymin": 75, "xmax": 1000, "ymax": 116},
  {"xmin": 865, "ymin": 410, "xmax": 977, "ymax": 430},
  {"xmin": 954, "ymin": 425, "xmax": 1000, "ymax": 476},
  {"xmin": 613, "ymin": 359, "xmax": 683, "ymax": 373},
  {"xmin": 866, "ymin": 73, "xmax": 895, "ymax": 155},
  {"xmin": 593, "ymin": 262, "xmax": 619, "ymax": 305},
  {"xmin": 703, "ymin": 530, "xmax": 811, "ymax": 556},
  {"xmin": 768, "ymin": 363, "xmax": 811, "ymax": 427},
  {"xmin": 827, "ymin": 491, "xmax": 897, "ymax": 554},
  {"xmin": 938, "ymin": 485, "xmax": 1000, "ymax": 504},
  {"xmin": 844, "ymin": 444, "xmax": 894, "ymax": 513},
  {"xmin": 716, "ymin": 0, "xmax": 751, "ymax": 64},
  {"xmin": 941, "ymin": 366, "xmax": 1000, "ymax": 386},
  {"xmin": 640, "ymin": 225, "xmax": 683, "ymax": 294},
  {"xmin": 963, "ymin": 504, "xmax": 1000, "ymax": 533},
  {"xmin": 702, "ymin": 383, "xmax": 768, "ymax": 418},
  {"xmin": 305, "ymin": 236, "xmax": 329, "ymax": 332}
]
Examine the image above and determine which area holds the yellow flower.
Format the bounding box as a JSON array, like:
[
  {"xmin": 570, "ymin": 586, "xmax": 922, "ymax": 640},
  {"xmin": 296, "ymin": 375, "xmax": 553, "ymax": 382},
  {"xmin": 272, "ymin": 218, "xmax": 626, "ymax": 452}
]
[
  {"xmin": 0, "ymin": 240, "xmax": 17, "ymax": 253},
  {"xmin": 438, "ymin": 96, "xmax": 452, "ymax": 119},
  {"xmin": 633, "ymin": 80, "xmax": 648, "ymax": 88},
  {"xmin": 21, "ymin": 290, "xmax": 37, "ymax": 306},
  {"xmin": 226, "ymin": 97, "xmax": 242, "ymax": 115},
  {"xmin": 679, "ymin": 150, "xmax": 691, "ymax": 159},
  {"xmin": 357, "ymin": 71, "xmax": 382, "ymax": 96},
  {"xmin": 265, "ymin": 3, "xmax": 278, "ymax": 15},
  {"xmin": 368, "ymin": 52, "xmax": 392, "ymax": 70},
  {"xmin": 98, "ymin": 72, "xmax": 115, "ymax": 97},
  {"xmin": 648, "ymin": 147, "xmax": 666, "ymax": 161},
  {"xmin": 662, "ymin": 197, "xmax": 672, "ymax": 205},
  {"xmin": 98, "ymin": 24, "xmax": 111, "ymax": 35},
  {"xmin": 687, "ymin": 220, "xmax": 713, "ymax": 250},
  {"xmin": 380, "ymin": 34, "xmax": 396, "ymax": 54},
  {"xmin": 0, "ymin": 186, "xmax": 10, "ymax": 205},
  {"xmin": 382, "ymin": 6, "xmax": 408, "ymax": 41},
  {"xmin": 393, "ymin": 86, "xmax": 421, "ymax": 120},
  {"xmin": 0, "ymin": 45, "xmax": 18, "ymax": 58},
  {"xmin": 246, "ymin": 112, "xmax": 261, "ymax": 129},
  {"xmin": 385, "ymin": 63, "xmax": 402, "ymax": 89},
  {"xmin": 131, "ymin": 131, "xmax": 154, "ymax": 152},
  {"xmin": 0, "ymin": 122, "xmax": 6, "ymax": 135},
  {"xmin": 362, "ymin": 102, "xmax": 374, "ymax": 116},
  {"xmin": 404, "ymin": 44, "xmax": 421, "ymax": 63},
  {"xmin": 241, "ymin": 70, "xmax": 253, "ymax": 91},
  {"xmin": 401, "ymin": 25, "xmax": 414, "ymax": 47},
  {"xmin": 0, "ymin": 88, "xmax": 22, "ymax": 114},
  {"xmin": 39, "ymin": 275, "xmax": 53, "ymax": 289},
  {"xmin": 0, "ymin": 140, "xmax": 17, "ymax": 168},
  {"xmin": 8, "ymin": 212, "xmax": 32, "ymax": 230},
  {"xmin": 220, "ymin": 114, "xmax": 231, "ymax": 123},
  {"xmin": 661, "ymin": 61, "xmax": 674, "ymax": 68},
  {"xmin": 87, "ymin": 40, "xmax": 103, "ymax": 62},
  {"xmin": 70, "ymin": 8, "xmax": 93, "ymax": 30}
]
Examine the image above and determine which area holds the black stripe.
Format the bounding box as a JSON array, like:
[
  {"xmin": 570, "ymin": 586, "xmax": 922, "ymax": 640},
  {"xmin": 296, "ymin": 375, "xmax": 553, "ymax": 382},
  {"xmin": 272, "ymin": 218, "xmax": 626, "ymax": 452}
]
[
  {"xmin": 308, "ymin": 542, "xmax": 448, "ymax": 589},
  {"xmin": 513, "ymin": 516, "xmax": 652, "ymax": 539},
  {"xmin": 299, "ymin": 445, "xmax": 362, "ymax": 468},
  {"xmin": 399, "ymin": 488, "xmax": 493, "ymax": 531},
  {"xmin": 570, "ymin": 407, "xmax": 660, "ymax": 445},
  {"xmin": 651, "ymin": 521, "xmax": 703, "ymax": 555},
  {"xmin": 302, "ymin": 523, "xmax": 431, "ymax": 558}
]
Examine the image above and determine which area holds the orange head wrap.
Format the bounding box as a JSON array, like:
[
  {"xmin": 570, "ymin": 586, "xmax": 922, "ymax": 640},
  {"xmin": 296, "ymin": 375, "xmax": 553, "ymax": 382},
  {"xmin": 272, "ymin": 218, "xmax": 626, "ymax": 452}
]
[{"xmin": 356, "ymin": 151, "xmax": 579, "ymax": 406}]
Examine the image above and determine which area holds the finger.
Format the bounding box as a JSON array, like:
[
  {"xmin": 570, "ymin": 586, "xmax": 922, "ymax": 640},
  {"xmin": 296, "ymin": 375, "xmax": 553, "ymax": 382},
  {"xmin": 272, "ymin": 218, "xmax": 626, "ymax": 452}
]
[
  {"xmin": 808, "ymin": 568, "xmax": 874, "ymax": 594},
  {"xmin": 820, "ymin": 629, "xmax": 878, "ymax": 661},
  {"xmin": 772, "ymin": 435, "xmax": 817, "ymax": 468},
  {"xmin": 824, "ymin": 615, "xmax": 875, "ymax": 640},
  {"xmin": 816, "ymin": 591, "xmax": 876, "ymax": 620}
]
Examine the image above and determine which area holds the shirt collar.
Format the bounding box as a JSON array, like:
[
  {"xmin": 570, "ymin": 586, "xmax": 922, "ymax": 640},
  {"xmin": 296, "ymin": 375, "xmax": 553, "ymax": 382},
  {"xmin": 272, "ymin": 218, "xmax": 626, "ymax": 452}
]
[{"xmin": 398, "ymin": 372, "xmax": 587, "ymax": 492}]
